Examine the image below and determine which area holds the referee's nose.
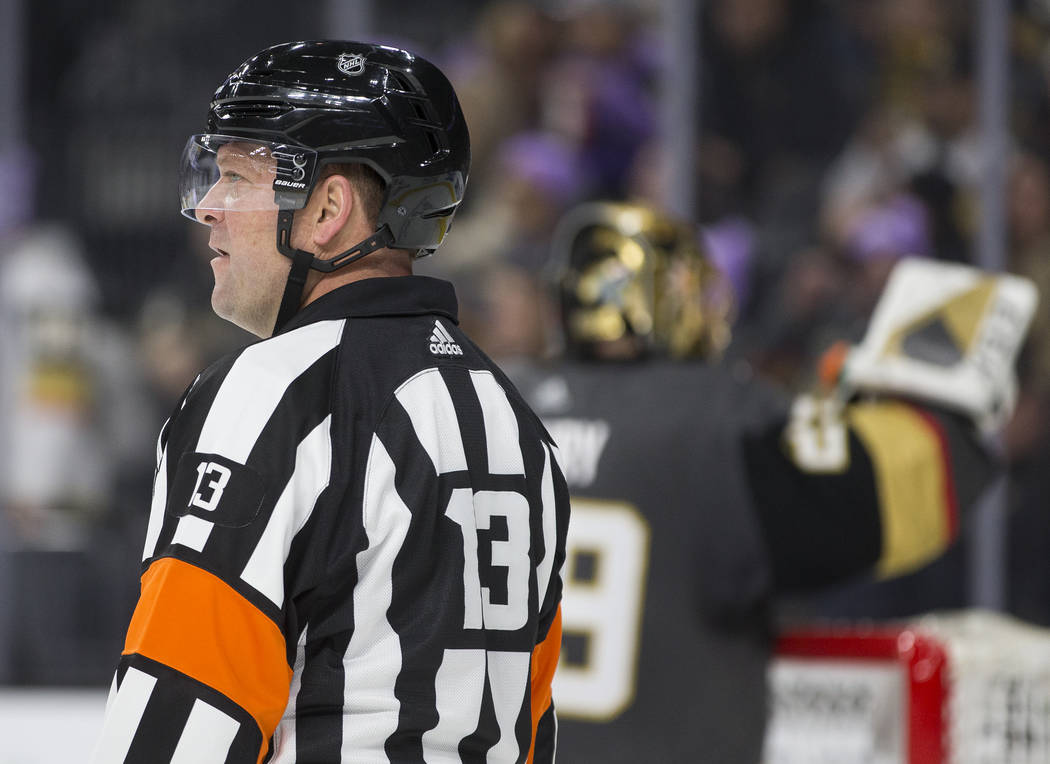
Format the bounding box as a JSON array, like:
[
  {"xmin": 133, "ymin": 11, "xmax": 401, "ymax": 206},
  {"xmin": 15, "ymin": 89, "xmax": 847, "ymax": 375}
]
[{"xmin": 195, "ymin": 184, "xmax": 226, "ymax": 225}]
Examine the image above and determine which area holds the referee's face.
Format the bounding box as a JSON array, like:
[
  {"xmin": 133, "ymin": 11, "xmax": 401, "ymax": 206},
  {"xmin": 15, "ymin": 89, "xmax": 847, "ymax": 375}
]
[{"xmin": 196, "ymin": 144, "xmax": 290, "ymax": 337}]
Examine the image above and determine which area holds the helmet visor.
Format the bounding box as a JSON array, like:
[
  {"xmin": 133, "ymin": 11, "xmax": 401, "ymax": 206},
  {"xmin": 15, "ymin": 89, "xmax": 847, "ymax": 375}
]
[{"xmin": 178, "ymin": 134, "xmax": 316, "ymax": 220}]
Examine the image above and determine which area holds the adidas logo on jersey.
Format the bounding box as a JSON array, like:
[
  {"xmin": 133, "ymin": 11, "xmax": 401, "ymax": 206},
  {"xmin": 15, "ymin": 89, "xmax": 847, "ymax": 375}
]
[{"xmin": 429, "ymin": 320, "xmax": 463, "ymax": 356}]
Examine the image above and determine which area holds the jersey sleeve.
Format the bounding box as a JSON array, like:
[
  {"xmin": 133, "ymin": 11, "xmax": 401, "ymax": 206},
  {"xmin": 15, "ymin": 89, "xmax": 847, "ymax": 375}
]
[
  {"xmin": 93, "ymin": 328, "xmax": 343, "ymax": 763},
  {"xmin": 92, "ymin": 563, "xmax": 287, "ymax": 763},
  {"xmin": 92, "ymin": 479, "xmax": 299, "ymax": 763},
  {"xmin": 743, "ymin": 395, "xmax": 993, "ymax": 592},
  {"xmin": 528, "ymin": 605, "xmax": 562, "ymax": 764},
  {"xmin": 526, "ymin": 433, "xmax": 569, "ymax": 762}
]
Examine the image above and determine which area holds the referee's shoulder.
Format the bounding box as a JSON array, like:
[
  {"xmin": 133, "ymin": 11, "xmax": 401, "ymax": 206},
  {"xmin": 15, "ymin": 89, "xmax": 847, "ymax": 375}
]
[
  {"xmin": 176, "ymin": 341, "xmax": 252, "ymax": 411},
  {"xmin": 184, "ymin": 319, "xmax": 347, "ymax": 415}
]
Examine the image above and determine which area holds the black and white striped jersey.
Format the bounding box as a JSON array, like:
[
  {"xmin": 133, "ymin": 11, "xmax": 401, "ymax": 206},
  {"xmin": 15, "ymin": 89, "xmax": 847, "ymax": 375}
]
[{"xmin": 91, "ymin": 276, "xmax": 570, "ymax": 764}]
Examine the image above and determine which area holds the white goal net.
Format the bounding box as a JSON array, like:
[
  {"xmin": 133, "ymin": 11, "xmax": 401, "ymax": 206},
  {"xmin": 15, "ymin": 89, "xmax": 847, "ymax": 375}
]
[{"xmin": 763, "ymin": 610, "xmax": 1050, "ymax": 764}]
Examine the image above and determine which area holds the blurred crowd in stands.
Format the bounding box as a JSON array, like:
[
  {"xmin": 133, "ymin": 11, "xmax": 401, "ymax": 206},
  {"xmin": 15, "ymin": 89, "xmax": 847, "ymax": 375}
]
[{"xmin": 2, "ymin": 0, "xmax": 1050, "ymax": 685}]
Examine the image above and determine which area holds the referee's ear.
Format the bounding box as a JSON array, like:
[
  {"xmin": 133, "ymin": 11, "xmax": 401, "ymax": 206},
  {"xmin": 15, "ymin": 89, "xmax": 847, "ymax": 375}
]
[{"xmin": 309, "ymin": 172, "xmax": 355, "ymax": 249}]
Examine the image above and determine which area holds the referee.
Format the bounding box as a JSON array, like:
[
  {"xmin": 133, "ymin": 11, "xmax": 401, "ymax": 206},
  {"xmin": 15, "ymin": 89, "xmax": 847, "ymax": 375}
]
[{"xmin": 91, "ymin": 41, "xmax": 569, "ymax": 764}]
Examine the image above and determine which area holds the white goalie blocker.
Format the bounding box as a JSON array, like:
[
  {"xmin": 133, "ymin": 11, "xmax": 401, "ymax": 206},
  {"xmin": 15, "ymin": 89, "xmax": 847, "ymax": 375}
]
[{"xmin": 841, "ymin": 258, "xmax": 1038, "ymax": 433}]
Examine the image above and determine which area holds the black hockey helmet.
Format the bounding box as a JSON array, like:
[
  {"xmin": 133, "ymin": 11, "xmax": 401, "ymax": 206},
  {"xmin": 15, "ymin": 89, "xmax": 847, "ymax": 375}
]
[
  {"xmin": 179, "ymin": 41, "xmax": 471, "ymax": 331},
  {"xmin": 551, "ymin": 202, "xmax": 733, "ymax": 361}
]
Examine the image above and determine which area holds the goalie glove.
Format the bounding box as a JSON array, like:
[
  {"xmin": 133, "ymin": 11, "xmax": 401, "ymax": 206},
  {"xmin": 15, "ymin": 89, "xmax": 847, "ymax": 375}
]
[{"xmin": 835, "ymin": 258, "xmax": 1038, "ymax": 434}]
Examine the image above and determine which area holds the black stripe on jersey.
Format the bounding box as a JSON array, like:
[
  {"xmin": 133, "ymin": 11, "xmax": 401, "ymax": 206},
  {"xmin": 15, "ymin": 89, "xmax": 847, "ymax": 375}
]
[
  {"xmin": 116, "ymin": 655, "xmax": 130, "ymax": 686},
  {"xmin": 281, "ymin": 333, "xmax": 403, "ymax": 764},
  {"xmin": 118, "ymin": 654, "xmax": 262, "ymax": 764},
  {"xmin": 456, "ymin": 335, "xmax": 560, "ymax": 456},
  {"xmin": 377, "ymin": 398, "xmax": 460, "ymax": 761},
  {"xmin": 522, "ymin": 436, "xmax": 569, "ymax": 643},
  {"xmin": 272, "ymin": 501, "xmax": 360, "ymax": 754},
  {"xmin": 157, "ymin": 364, "xmax": 208, "ymax": 455},
  {"xmin": 511, "ymin": 671, "xmax": 533, "ymax": 764},
  {"xmin": 439, "ymin": 366, "xmax": 491, "ymax": 482},
  {"xmin": 124, "ymin": 676, "xmax": 194, "ymax": 762},
  {"xmin": 460, "ymin": 669, "xmax": 499, "ymax": 764},
  {"xmin": 532, "ymin": 703, "xmax": 557, "ymax": 764},
  {"xmin": 293, "ymin": 627, "xmax": 355, "ymax": 764},
  {"xmin": 284, "ymin": 334, "xmax": 372, "ymax": 764},
  {"xmin": 279, "ymin": 464, "xmax": 366, "ymax": 669}
]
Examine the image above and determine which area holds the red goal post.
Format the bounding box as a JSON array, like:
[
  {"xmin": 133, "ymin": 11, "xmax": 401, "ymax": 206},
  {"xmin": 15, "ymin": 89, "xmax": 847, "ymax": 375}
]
[{"xmin": 764, "ymin": 610, "xmax": 1050, "ymax": 764}]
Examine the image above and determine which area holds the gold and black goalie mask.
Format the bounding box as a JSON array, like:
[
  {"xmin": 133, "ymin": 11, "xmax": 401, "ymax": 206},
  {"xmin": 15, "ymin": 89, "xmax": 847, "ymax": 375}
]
[{"xmin": 554, "ymin": 202, "xmax": 732, "ymax": 361}]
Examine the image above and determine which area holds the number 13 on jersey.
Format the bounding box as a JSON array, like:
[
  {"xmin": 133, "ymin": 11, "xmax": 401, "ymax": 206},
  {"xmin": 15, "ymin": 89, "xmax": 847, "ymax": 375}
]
[{"xmin": 554, "ymin": 499, "xmax": 650, "ymax": 720}]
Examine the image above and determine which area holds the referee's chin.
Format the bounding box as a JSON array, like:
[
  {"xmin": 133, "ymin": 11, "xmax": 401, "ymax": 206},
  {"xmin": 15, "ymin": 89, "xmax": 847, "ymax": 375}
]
[{"xmin": 210, "ymin": 289, "xmax": 273, "ymax": 339}]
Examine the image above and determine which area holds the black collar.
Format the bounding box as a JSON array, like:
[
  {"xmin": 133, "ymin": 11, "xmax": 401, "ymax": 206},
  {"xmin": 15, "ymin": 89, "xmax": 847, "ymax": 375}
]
[{"xmin": 278, "ymin": 276, "xmax": 459, "ymax": 335}]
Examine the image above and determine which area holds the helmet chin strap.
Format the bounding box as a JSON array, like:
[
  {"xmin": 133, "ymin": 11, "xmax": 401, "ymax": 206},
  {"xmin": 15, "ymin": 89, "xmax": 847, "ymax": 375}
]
[{"xmin": 271, "ymin": 209, "xmax": 396, "ymax": 335}]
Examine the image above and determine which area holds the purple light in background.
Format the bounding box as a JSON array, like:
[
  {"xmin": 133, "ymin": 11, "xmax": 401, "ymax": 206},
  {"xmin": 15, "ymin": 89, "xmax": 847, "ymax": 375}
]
[
  {"xmin": 846, "ymin": 194, "xmax": 932, "ymax": 262},
  {"xmin": 0, "ymin": 145, "xmax": 35, "ymax": 238}
]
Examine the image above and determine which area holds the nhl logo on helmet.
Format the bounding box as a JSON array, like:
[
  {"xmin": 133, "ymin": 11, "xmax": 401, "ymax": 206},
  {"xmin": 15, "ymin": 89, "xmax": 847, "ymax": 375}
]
[{"xmin": 337, "ymin": 53, "xmax": 366, "ymax": 76}]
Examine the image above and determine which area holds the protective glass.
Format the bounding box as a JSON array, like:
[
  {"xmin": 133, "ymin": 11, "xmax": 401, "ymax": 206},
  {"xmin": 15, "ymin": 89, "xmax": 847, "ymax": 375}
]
[{"xmin": 178, "ymin": 134, "xmax": 316, "ymax": 220}]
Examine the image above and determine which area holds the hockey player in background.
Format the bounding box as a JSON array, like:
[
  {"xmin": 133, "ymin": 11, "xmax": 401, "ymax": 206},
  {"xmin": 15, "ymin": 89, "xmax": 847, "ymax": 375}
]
[{"xmin": 509, "ymin": 201, "xmax": 1037, "ymax": 763}]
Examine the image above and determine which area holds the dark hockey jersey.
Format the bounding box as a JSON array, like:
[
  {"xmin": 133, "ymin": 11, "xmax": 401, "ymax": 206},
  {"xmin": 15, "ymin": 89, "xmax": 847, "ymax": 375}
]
[{"xmin": 510, "ymin": 358, "xmax": 990, "ymax": 763}]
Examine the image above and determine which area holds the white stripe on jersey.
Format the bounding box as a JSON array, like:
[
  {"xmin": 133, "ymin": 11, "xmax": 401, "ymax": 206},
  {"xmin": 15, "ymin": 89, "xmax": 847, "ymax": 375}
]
[
  {"xmin": 421, "ymin": 649, "xmax": 486, "ymax": 762},
  {"xmin": 196, "ymin": 320, "xmax": 345, "ymax": 461},
  {"xmin": 142, "ymin": 448, "xmax": 169, "ymax": 561},
  {"xmin": 155, "ymin": 418, "xmax": 169, "ymax": 467},
  {"xmin": 395, "ymin": 369, "xmax": 467, "ymax": 475},
  {"xmin": 171, "ymin": 320, "xmax": 344, "ymax": 553},
  {"xmin": 470, "ymin": 371, "xmax": 525, "ymax": 475},
  {"xmin": 342, "ymin": 435, "xmax": 410, "ymax": 757},
  {"xmin": 103, "ymin": 670, "xmax": 119, "ymax": 715},
  {"xmin": 90, "ymin": 666, "xmax": 157, "ymax": 763},
  {"xmin": 536, "ymin": 444, "xmax": 558, "ymax": 606},
  {"xmin": 552, "ymin": 711, "xmax": 559, "ymax": 764},
  {"xmin": 241, "ymin": 416, "xmax": 332, "ymax": 606},
  {"xmin": 171, "ymin": 513, "xmax": 213, "ymax": 552},
  {"xmin": 169, "ymin": 698, "xmax": 240, "ymax": 764},
  {"xmin": 487, "ymin": 651, "xmax": 531, "ymax": 763}
]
